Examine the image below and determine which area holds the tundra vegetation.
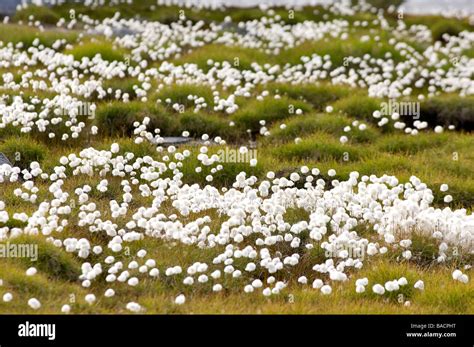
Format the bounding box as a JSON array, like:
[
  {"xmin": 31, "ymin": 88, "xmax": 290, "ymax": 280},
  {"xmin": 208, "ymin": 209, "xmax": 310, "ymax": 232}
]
[{"xmin": 0, "ymin": 0, "xmax": 472, "ymax": 314}]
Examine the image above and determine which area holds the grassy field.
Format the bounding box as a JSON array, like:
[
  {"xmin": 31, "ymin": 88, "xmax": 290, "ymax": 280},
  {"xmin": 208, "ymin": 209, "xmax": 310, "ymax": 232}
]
[{"xmin": 0, "ymin": 1, "xmax": 473, "ymax": 314}]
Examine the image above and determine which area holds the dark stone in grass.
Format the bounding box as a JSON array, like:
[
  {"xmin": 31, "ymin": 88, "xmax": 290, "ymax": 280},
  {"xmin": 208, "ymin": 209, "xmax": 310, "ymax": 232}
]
[
  {"xmin": 156, "ymin": 137, "xmax": 193, "ymax": 145},
  {"xmin": 0, "ymin": 152, "xmax": 24, "ymax": 182},
  {"xmin": 0, "ymin": 0, "xmax": 21, "ymax": 15},
  {"xmin": 0, "ymin": 152, "xmax": 13, "ymax": 167}
]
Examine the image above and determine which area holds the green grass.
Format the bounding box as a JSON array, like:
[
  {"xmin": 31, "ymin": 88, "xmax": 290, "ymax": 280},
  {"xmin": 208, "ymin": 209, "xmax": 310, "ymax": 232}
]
[
  {"xmin": 233, "ymin": 97, "xmax": 312, "ymax": 133},
  {"xmin": 378, "ymin": 133, "xmax": 449, "ymax": 155},
  {"xmin": 0, "ymin": 255, "xmax": 471, "ymax": 313},
  {"xmin": 0, "ymin": 24, "xmax": 78, "ymax": 47},
  {"xmin": 266, "ymin": 83, "xmax": 351, "ymax": 110},
  {"xmin": 13, "ymin": 5, "xmax": 60, "ymax": 25},
  {"xmin": 65, "ymin": 40, "xmax": 128, "ymax": 62},
  {"xmin": 173, "ymin": 44, "xmax": 270, "ymax": 71},
  {"xmin": 157, "ymin": 84, "xmax": 213, "ymax": 108},
  {"xmin": 272, "ymin": 133, "xmax": 365, "ymax": 163}
]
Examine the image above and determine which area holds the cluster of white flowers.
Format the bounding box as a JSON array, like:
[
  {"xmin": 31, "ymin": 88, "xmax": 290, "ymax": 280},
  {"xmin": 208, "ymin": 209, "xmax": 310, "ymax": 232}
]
[
  {"xmin": 0, "ymin": 1, "xmax": 472, "ymax": 142},
  {"xmin": 0, "ymin": 121, "xmax": 471, "ymax": 311}
]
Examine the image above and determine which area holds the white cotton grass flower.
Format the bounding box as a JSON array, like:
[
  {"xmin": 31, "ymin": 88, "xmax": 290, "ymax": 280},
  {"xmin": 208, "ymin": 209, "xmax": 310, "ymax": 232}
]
[
  {"xmin": 312, "ymin": 279, "xmax": 324, "ymax": 289},
  {"xmin": 61, "ymin": 304, "xmax": 71, "ymax": 314},
  {"xmin": 452, "ymin": 270, "xmax": 469, "ymax": 283},
  {"xmin": 175, "ymin": 294, "xmax": 186, "ymax": 305},
  {"xmin": 397, "ymin": 277, "xmax": 408, "ymax": 286},
  {"xmin": 127, "ymin": 277, "xmax": 139, "ymax": 286},
  {"xmin": 104, "ymin": 289, "xmax": 115, "ymax": 298},
  {"xmin": 372, "ymin": 284, "xmax": 385, "ymax": 295},
  {"xmin": 28, "ymin": 298, "xmax": 41, "ymax": 310},
  {"xmin": 444, "ymin": 195, "xmax": 453, "ymax": 203},
  {"xmin": 0, "ymin": 24, "xmax": 473, "ymax": 312},
  {"xmin": 85, "ymin": 294, "xmax": 96, "ymax": 305},
  {"xmin": 452, "ymin": 269, "xmax": 463, "ymax": 280},
  {"xmin": 26, "ymin": 267, "xmax": 37, "ymax": 276},
  {"xmin": 3, "ymin": 292, "xmax": 13, "ymax": 302},
  {"xmin": 384, "ymin": 280, "xmax": 400, "ymax": 292},
  {"xmin": 126, "ymin": 302, "xmax": 143, "ymax": 313},
  {"xmin": 355, "ymin": 278, "xmax": 369, "ymax": 287},
  {"xmin": 183, "ymin": 276, "xmax": 194, "ymax": 285},
  {"xmin": 244, "ymin": 285, "xmax": 254, "ymax": 293},
  {"xmin": 297, "ymin": 276, "xmax": 308, "ymax": 284},
  {"xmin": 149, "ymin": 268, "xmax": 159, "ymax": 277},
  {"xmin": 252, "ymin": 279, "xmax": 263, "ymax": 288},
  {"xmin": 414, "ymin": 280, "xmax": 424, "ymax": 290},
  {"xmin": 320, "ymin": 285, "xmax": 332, "ymax": 295}
]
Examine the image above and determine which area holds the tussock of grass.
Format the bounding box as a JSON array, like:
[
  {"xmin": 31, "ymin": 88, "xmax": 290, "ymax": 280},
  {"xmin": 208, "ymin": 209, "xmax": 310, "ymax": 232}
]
[
  {"xmin": 13, "ymin": 6, "xmax": 60, "ymax": 25},
  {"xmin": 278, "ymin": 36, "xmax": 402, "ymax": 66},
  {"xmin": 179, "ymin": 146, "xmax": 263, "ymax": 187},
  {"xmin": 352, "ymin": 261, "xmax": 419, "ymax": 303},
  {"xmin": 273, "ymin": 133, "xmax": 364, "ymax": 162},
  {"xmin": 0, "ymin": 24, "xmax": 78, "ymax": 47},
  {"xmin": 95, "ymin": 101, "xmax": 178, "ymax": 137},
  {"xmin": 268, "ymin": 83, "xmax": 351, "ymax": 110},
  {"xmin": 0, "ymin": 137, "xmax": 48, "ymax": 170},
  {"xmin": 8, "ymin": 235, "xmax": 81, "ymax": 282},
  {"xmin": 65, "ymin": 40, "xmax": 128, "ymax": 62},
  {"xmin": 334, "ymin": 94, "xmax": 382, "ymax": 124},
  {"xmin": 100, "ymin": 78, "xmax": 138, "ymax": 101},
  {"xmin": 269, "ymin": 114, "xmax": 345, "ymax": 143},
  {"xmin": 431, "ymin": 20, "xmax": 466, "ymax": 42},
  {"xmin": 179, "ymin": 112, "xmax": 235, "ymax": 140},
  {"xmin": 173, "ymin": 44, "xmax": 269, "ymax": 71},
  {"xmin": 157, "ymin": 84, "xmax": 213, "ymax": 108},
  {"xmin": 268, "ymin": 113, "xmax": 379, "ymax": 144},
  {"xmin": 377, "ymin": 133, "xmax": 449, "ymax": 154},
  {"xmin": 233, "ymin": 97, "xmax": 311, "ymax": 132}
]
